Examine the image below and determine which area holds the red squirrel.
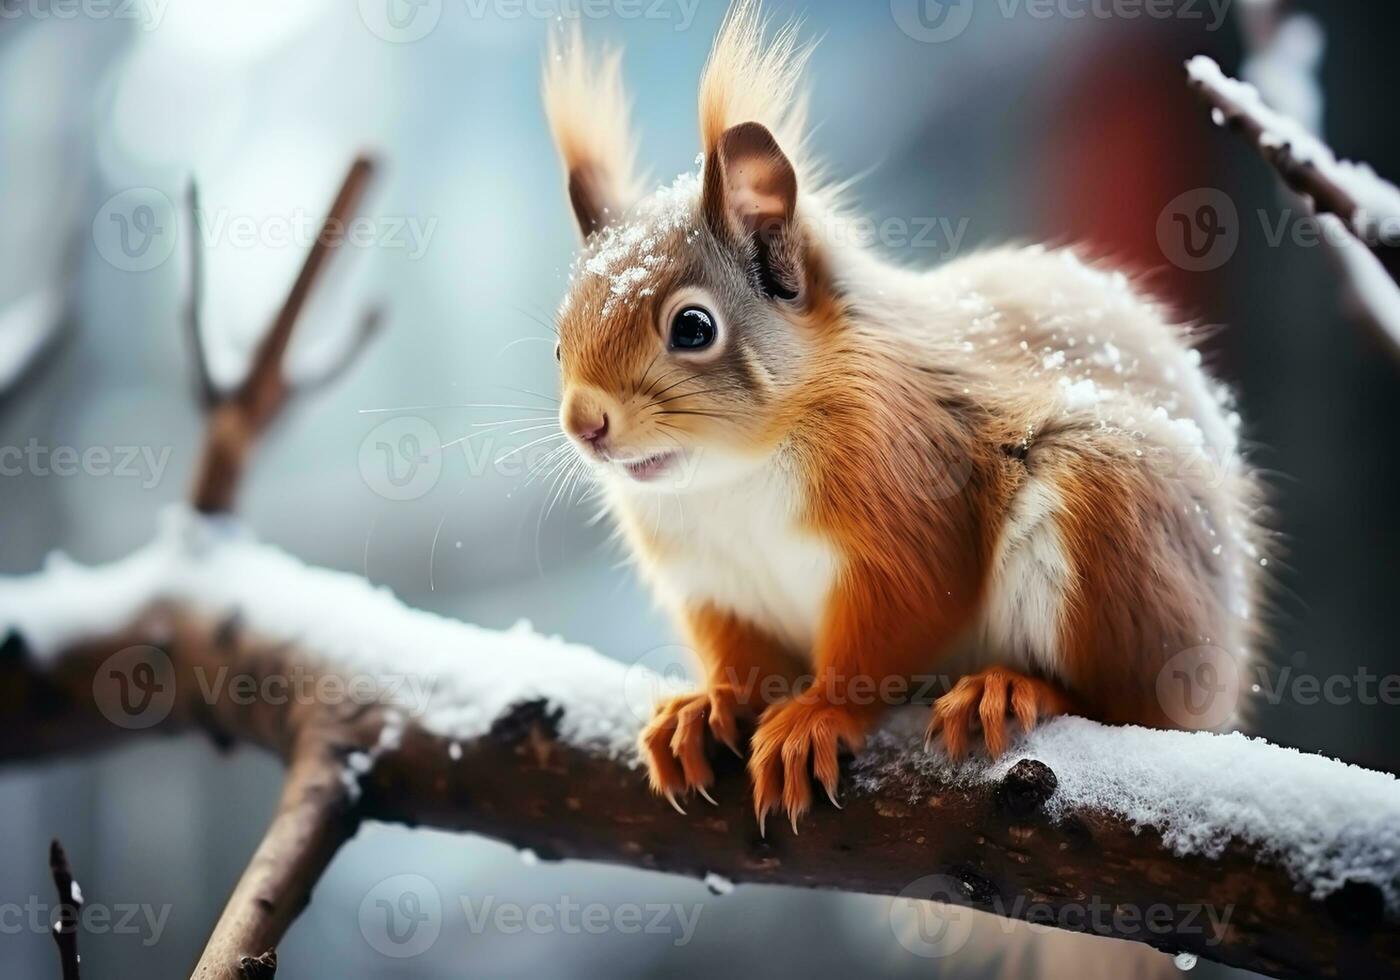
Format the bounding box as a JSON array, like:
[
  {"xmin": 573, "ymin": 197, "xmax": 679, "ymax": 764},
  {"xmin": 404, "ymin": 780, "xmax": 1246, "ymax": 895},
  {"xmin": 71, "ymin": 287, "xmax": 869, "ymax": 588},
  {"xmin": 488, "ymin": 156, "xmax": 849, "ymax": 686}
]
[{"xmin": 542, "ymin": 1, "xmax": 1265, "ymax": 833}]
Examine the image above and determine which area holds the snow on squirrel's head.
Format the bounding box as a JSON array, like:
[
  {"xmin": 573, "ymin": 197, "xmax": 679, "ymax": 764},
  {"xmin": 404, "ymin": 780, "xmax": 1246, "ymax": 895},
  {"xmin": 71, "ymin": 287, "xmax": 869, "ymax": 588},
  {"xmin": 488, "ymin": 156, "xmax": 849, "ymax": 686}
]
[{"xmin": 544, "ymin": 0, "xmax": 842, "ymax": 493}]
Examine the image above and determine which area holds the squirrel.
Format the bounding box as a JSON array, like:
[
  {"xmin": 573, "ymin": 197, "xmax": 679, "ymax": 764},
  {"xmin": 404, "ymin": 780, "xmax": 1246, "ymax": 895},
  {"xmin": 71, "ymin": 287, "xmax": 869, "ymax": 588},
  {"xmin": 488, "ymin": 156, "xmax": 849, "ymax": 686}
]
[{"xmin": 541, "ymin": 0, "xmax": 1266, "ymax": 834}]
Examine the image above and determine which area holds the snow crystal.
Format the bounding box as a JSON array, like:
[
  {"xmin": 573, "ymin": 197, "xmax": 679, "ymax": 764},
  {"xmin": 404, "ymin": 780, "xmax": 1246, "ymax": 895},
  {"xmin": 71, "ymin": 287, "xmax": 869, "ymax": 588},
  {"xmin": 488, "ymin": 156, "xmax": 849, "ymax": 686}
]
[
  {"xmin": 1057, "ymin": 376, "xmax": 1102, "ymax": 410},
  {"xmin": 577, "ymin": 171, "xmax": 702, "ymax": 317}
]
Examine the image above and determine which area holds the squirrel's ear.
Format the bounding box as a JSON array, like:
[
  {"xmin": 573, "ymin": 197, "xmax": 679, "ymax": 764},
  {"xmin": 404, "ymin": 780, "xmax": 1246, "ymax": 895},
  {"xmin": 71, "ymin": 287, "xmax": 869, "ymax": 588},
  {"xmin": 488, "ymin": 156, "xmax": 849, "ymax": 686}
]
[
  {"xmin": 702, "ymin": 122, "xmax": 802, "ymax": 301},
  {"xmin": 542, "ymin": 28, "xmax": 641, "ymax": 239}
]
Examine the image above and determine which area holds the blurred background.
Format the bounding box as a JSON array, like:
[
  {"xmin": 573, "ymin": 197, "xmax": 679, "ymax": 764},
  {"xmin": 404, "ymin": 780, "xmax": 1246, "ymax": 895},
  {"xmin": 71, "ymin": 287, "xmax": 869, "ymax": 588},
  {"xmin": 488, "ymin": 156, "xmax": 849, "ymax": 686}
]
[{"xmin": 2, "ymin": 0, "xmax": 1398, "ymax": 976}]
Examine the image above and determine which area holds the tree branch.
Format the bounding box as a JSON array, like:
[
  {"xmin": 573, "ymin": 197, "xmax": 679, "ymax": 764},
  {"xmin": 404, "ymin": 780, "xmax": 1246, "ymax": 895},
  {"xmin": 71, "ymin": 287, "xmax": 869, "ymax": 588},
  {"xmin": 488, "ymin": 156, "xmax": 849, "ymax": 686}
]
[
  {"xmin": 185, "ymin": 179, "xmax": 218, "ymax": 409},
  {"xmin": 1187, "ymin": 55, "xmax": 1400, "ymax": 354},
  {"xmin": 1187, "ymin": 58, "xmax": 1400, "ymax": 277},
  {"xmin": 49, "ymin": 839, "xmax": 82, "ymax": 980},
  {"xmin": 2, "ymin": 555, "xmax": 1399, "ymax": 979},
  {"xmin": 191, "ymin": 728, "xmax": 357, "ymax": 979},
  {"xmin": 190, "ymin": 155, "xmax": 379, "ymax": 515}
]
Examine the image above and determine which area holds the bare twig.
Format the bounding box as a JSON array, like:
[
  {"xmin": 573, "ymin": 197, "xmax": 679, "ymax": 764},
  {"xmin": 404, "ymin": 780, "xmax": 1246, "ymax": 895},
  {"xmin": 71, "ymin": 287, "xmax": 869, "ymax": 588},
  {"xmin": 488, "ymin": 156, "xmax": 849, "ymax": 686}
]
[
  {"xmin": 191, "ymin": 728, "xmax": 357, "ymax": 980},
  {"xmin": 190, "ymin": 154, "xmax": 379, "ymax": 514},
  {"xmin": 297, "ymin": 304, "xmax": 385, "ymax": 393},
  {"xmin": 49, "ymin": 839, "xmax": 82, "ymax": 980},
  {"xmin": 185, "ymin": 179, "xmax": 218, "ymax": 408}
]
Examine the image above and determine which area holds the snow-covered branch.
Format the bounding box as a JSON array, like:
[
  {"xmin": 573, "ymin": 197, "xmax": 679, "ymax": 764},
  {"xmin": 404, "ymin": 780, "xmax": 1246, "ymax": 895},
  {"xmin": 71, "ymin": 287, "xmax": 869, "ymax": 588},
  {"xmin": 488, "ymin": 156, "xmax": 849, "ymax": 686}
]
[
  {"xmin": 2, "ymin": 512, "xmax": 1400, "ymax": 978},
  {"xmin": 1187, "ymin": 54, "xmax": 1400, "ymax": 350}
]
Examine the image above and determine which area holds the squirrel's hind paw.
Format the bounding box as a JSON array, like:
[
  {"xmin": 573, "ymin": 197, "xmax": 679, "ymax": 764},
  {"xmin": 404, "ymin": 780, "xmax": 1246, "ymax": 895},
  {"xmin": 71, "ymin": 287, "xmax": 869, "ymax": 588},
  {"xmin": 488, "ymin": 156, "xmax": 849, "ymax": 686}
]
[{"xmin": 927, "ymin": 667, "xmax": 1071, "ymax": 760}]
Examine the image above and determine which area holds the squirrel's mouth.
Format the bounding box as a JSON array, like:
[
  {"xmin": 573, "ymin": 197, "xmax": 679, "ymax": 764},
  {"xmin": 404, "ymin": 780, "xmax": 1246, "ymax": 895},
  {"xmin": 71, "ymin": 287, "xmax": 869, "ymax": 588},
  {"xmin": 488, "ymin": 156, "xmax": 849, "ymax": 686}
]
[{"xmin": 616, "ymin": 451, "xmax": 679, "ymax": 483}]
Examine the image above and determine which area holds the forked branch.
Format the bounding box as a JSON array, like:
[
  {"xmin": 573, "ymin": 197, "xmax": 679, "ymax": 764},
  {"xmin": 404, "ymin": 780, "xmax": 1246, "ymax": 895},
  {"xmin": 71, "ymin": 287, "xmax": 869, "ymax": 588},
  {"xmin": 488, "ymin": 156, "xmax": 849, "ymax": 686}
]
[{"xmin": 190, "ymin": 155, "xmax": 379, "ymax": 514}]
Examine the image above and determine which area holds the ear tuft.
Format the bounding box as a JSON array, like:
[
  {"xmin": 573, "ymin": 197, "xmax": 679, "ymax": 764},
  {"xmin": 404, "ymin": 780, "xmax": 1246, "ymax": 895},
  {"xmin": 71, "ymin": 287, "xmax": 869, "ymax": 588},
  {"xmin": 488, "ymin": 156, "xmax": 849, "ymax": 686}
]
[
  {"xmin": 699, "ymin": 0, "xmax": 813, "ymax": 175},
  {"xmin": 543, "ymin": 25, "xmax": 642, "ymax": 239}
]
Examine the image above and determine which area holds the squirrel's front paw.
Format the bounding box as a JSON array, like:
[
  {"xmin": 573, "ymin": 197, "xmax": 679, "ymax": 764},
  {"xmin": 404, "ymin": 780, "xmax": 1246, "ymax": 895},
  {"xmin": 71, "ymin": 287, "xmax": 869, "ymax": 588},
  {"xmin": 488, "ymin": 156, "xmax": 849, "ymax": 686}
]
[
  {"xmin": 748, "ymin": 698, "xmax": 868, "ymax": 835},
  {"xmin": 927, "ymin": 666, "xmax": 1071, "ymax": 759},
  {"xmin": 640, "ymin": 686, "xmax": 746, "ymax": 813}
]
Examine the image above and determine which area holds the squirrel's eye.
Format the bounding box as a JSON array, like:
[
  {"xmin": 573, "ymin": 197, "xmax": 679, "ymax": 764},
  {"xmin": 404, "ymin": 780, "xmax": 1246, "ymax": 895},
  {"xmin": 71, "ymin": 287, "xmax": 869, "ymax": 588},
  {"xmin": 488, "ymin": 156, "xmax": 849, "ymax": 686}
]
[
  {"xmin": 669, "ymin": 306, "xmax": 717, "ymax": 351},
  {"xmin": 554, "ymin": 341, "xmax": 562, "ymax": 363}
]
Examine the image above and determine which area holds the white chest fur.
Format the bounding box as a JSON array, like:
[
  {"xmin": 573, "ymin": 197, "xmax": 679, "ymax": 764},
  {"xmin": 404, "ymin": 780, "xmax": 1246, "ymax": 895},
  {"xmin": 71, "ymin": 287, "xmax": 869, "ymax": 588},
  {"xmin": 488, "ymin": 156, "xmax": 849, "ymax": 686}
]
[{"xmin": 615, "ymin": 463, "xmax": 841, "ymax": 657}]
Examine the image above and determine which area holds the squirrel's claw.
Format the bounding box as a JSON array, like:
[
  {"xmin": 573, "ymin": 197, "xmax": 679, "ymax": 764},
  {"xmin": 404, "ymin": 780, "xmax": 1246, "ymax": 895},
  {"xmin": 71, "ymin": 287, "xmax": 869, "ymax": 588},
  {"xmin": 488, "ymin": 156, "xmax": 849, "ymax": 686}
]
[
  {"xmin": 748, "ymin": 698, "xmax": 865, "ymax": 834},
  {"xmin": 927, "ymin": 667, "xmax": 1072, "ymax": 760},
  {"xmin": 641, "ymin": 687, "xmax": 749, "ymax": 812}
]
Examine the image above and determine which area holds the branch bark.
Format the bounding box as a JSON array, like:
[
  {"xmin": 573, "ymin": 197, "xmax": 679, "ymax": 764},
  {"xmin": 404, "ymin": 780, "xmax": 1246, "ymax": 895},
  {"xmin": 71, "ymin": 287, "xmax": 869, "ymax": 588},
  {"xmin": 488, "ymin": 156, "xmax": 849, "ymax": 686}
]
[
  {"xmin": 190, "ymin": 155, "xmax": 378, "ymax": 515},
  {"xmin": 2, "ymin": 587, "xmax": 1398, "ymax": 979},
  {"xmin": 49, "ymin": 839, "xmax": 83, "ymax": 980}
]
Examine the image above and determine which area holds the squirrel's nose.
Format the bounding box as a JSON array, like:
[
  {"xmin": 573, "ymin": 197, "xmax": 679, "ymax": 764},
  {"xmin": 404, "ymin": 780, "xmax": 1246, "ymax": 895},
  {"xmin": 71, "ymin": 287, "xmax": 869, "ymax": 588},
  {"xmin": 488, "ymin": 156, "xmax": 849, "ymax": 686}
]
[{"xmin": 575, "ymin": 413, "xmax": 609, "ymax": 447}]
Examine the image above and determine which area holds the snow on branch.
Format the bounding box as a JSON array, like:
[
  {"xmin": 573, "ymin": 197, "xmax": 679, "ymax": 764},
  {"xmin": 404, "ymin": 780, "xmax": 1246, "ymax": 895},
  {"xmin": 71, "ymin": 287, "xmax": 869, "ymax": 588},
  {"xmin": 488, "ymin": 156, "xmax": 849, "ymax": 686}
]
[
  {"xmin": 2, "ymin": 513, "xmax": 1400, "ymax": 978},
  {"xmin": 1187, "ymin": 55, "xmax": 1400, "ymax": 350},
  {"xmin": 0, "ymin": 288, "xmax": 64, "ymax": 399}
]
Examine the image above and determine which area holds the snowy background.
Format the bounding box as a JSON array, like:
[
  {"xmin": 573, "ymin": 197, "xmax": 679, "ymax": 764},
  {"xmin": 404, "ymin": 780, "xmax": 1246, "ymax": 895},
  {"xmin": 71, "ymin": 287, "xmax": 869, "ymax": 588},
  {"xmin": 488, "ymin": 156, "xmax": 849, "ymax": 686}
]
[{"xmin": 2, "ymin": 0, "xmax": 1399, "ymax": 977}]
